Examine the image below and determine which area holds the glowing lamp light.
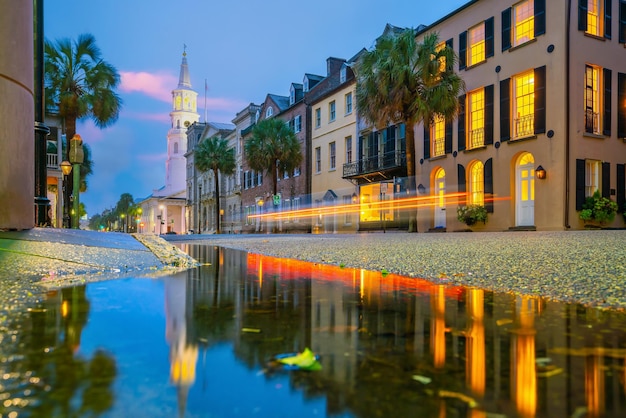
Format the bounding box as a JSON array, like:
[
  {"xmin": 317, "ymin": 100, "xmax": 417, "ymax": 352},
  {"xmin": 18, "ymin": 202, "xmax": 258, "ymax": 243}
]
[
  {"xmin": 535, "ymin": 166, "xmax": 546, "ymax": 180},
  {"xmin": 60, "ymin": 160, "xmax": 72, "ymax": 176}
]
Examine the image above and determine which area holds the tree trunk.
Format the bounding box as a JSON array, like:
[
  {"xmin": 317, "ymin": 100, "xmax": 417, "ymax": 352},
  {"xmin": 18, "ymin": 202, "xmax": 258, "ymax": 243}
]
[
  {"xmin": 214, "ymin": 168, "xmax": 221, "ymax": 234},
  {"xmin": 405, "ymin": 123, "xmax": 417, "ymax": 232}
]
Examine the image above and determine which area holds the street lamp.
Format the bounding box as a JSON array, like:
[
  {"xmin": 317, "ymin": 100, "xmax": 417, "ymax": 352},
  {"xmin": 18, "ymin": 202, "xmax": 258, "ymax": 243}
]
[
  {"xmin": 68, "ymin": 134, "xmax": 84, "ymax": 229},
  {"xmin": 60, "ymin": 161, "xmax": 72, "ymax": 228}
]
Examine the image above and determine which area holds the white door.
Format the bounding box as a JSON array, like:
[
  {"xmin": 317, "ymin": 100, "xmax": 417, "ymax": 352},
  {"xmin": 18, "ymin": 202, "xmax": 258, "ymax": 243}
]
[
  {"xmin": 516, "ymin": 153, "xmax": 535, "ymax": 226},
  {"xmin": 434, "ymin": 168, "xmax": 446, "ymax": 228}
]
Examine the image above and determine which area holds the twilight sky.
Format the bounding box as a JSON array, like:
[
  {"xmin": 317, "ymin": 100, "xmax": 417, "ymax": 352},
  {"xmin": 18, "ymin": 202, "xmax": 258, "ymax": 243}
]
[{"xmin": 45, "ymin": 0, "xmax": 468, "ymax": 216}]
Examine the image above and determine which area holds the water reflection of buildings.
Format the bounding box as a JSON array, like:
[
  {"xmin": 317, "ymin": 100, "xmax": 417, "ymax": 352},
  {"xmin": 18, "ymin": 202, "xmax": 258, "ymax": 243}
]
[{"xmin": 166, "ymin": 246, "xmax": 626, "ymax": 417}]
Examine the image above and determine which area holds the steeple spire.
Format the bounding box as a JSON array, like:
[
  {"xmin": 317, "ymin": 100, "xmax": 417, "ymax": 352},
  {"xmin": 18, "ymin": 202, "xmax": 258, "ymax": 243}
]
[{"xmin": 178, "ymin": 45, "xmax": 191, "ymax": 89}]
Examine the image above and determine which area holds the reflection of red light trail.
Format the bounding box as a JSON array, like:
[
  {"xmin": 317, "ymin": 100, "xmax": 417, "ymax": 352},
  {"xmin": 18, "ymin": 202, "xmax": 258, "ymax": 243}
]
[
  {"xmin": 248, "ymin": 192, "xmax": 510, "ymax": 221},
  {"xmin": 245, "ymin": 253, "xmax": 463, "ymax": 299}
]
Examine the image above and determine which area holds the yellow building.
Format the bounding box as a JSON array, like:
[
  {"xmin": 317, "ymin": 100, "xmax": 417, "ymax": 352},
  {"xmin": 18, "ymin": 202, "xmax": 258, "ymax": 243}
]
[{"xmin": 414, "ymin": 0, "xmax": 626, "ymax": 231}]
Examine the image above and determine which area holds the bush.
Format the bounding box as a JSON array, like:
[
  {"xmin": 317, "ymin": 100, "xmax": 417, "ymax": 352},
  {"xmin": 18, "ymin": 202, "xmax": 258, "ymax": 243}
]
[
  {"xmin": 579, "ymin": 191, "xmax": 618, "ymax": 225},
  {"xmin": 457, "ymin": 205, "xmax": 488, "ymax": 226}
]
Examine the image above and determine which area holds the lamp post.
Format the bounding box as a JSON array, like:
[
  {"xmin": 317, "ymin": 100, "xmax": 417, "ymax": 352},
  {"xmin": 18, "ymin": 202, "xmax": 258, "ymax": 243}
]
[
  {"xmin": 159, "ymin": 205, "xmax": 165, "ymax": 235},
  {"xmin": 60, "ymin": 161, "xmax": 72, "ymax": 228},
  {"xmin": 68, "ymin": 134, "xmax": 84, "ymax": 229}
]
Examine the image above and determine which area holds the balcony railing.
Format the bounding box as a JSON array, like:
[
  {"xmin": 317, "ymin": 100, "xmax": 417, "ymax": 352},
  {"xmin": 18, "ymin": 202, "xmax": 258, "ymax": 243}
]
[
  {"xmin": 467, "ymin": 128, "xmax": 484, "ymax": 149},
  {"xmin": 343, "ymin": 150, "xmax": 406, "ymax": 178},
  {"xmin": 514, "ymin": 114, "xmax": 534, "ymax": 138},
  {"xmin": 585, "ymin": 109, "xmax": 599, "ymax": 134},
  {"xmin": 46, "ymin": 153, "xmax": 59, "ymax": 168}
]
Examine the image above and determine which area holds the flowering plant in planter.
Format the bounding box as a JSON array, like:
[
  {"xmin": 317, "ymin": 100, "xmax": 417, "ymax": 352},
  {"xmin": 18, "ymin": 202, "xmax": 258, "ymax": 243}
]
[
  {"xmin": 457, "ymin": 205, "xmax": 488, "ymax": 226},
  {"xmin": 579, "ymin": 191, "xmax": 618, "ymax": 226}
]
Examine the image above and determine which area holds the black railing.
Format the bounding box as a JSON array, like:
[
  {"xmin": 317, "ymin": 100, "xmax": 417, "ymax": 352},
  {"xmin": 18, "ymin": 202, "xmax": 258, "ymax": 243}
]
[{"xmin": 343, "ymin": 150, "xmax": 406, "ymax": 178}]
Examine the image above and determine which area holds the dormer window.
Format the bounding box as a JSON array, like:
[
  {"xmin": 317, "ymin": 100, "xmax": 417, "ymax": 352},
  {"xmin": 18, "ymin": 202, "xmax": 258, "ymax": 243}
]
[
  {"xmin": 266, "ymin": 106, "xmax": 273, "ymax": 118},
  {"xmin": 290, "ymin": 86, "xmax": 295, "ymax": 105},
  {"xmin": 255, "ymin": 109, "xmax": 260, "ymax": 123},
  {"xmin": 340, "ymin": 66, "xmax": 347, "ymax": 83},
  {"xmin": 303, "ymin": 77, "xmax": 309, "ymax": 92}
]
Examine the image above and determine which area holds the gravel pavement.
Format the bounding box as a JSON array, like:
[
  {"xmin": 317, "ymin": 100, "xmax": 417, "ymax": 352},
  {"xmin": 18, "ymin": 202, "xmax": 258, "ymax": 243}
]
[{"xmin": 165, "ymin": 230, "xmax": 626, "ymax": 310}]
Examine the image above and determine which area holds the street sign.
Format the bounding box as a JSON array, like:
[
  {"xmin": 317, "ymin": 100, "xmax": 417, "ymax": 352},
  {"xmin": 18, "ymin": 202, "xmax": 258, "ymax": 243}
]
[{"xmin": 273, "ymin": 194, "xmax": 281, "ymax": 206}]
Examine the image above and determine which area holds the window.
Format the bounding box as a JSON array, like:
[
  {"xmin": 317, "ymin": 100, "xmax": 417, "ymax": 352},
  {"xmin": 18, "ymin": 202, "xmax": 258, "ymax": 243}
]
[
  {"xmin": 294, "ymin": 166, "xmax": 301, "ymax": 176},
  {"xmin": 436, "ymin": 41, "xmax": 446, "ymax": 74},
  {"xmin": 340, "ymin": 66, "xmax": 347, "ymax": 83},
  {"xmin": 329, "ymin": 101, "xmax": 336, "ymax": 122},
  {"xmin": 345, "ymin": 136, "xmax": 352, "ymax": 164},
  {"xmin": 468, "ymin": 89, "xmax": 485, "ymax": 148},
  {"xmin": 290, "ymin": 85, "xmax": 296, "ymax": 105},
  {"xmin": 315, "ymin": 108, "xmax": 321, "ymax": 128},
  {"xmin": 257, "ymin": 171, "xmax": 263, "ymax": 186},
  {"xmin": 469, "ymin": 161, "xmax": 485, "ymax": 206},
  {"xmin": 315, "ymin": 147, "xmax": 321, "ymax": 173},
  {"xmin": 514, "ymin": 0, "xmax": 534, "ymax": 46},
  {"xmin": 173, "ymin": 142, "xmax": 179, "ymax": 154},
  {"xmin": 343, "ymin": 195, "xmax": 353, "ymax": 225},
  {"xmin": 585, "ymin": 64, "xmax": 601, "ymax": 134},
  {"xmin": 513, "ymin": 70, "xmax": 535, "ymax": 138},
  {"xmin": 579, "ymin": 0, "xmax": 611, "ymax": 38},
  {"xmin": 431, "ymin": 114, "xmax": 445, "ymax": 157},
  {"xmin": 585, "ymin": 160, "xmax": 601, "ymax": 196},
  {"xmin": 587, "ymin": 0, "xmax": 602, "ymax": 36},
  {"xmin": 292, "ymin": 198, "xmax": 300, "ymax": 223},
  {"xmin": 329, "ymin": 142, "xmax": 336, "ymax": 170},
  {"xmin": 468, "ymin": 22, "xmax": 486, "ymax": 66},
  {"xmin": 294, "ymin": 115, "xmax": 301, "ymax": 133},
  {"xmin": 345, "ymin": 92, "xmax": 353, "ymax": 114},
  {"xmin": 265, "ymin": 106, "xmax": 273, "ymax": 118}
]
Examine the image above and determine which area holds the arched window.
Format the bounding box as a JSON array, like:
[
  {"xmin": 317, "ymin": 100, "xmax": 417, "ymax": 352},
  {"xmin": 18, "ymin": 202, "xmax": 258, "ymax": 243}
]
[
  {"xmin": 469, "ymin": 161, "xmax": 484, "ymax": 206},
  {"xmin": 173, "ymin": 142, "xmax": 179, "ymax": 154},
  {"xmin": 266, "ymin": 106, "xmax": 273, "ymax": 118}
]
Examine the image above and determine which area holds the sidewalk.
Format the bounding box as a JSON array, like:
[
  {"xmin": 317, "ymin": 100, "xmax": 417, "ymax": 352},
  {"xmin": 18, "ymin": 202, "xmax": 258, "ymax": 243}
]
[{"xmin": 0, "ymin": 228, "xmax": 197, "ymax": 285}]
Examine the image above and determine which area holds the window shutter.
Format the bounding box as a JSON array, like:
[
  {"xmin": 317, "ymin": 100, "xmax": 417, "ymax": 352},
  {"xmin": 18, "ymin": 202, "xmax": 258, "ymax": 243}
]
[
  {"xmin": 620, "ymin": 1, "xmax": 626, "ymax": 43},
  {"xmin": 578, "ymin": 0, "xmax": 588, "ymax": 31},
  {"xmin": 445, "ymin": 119, "xmax": 453, "ymax": 154},
  {"xmin": 457, "ymin": 164, "xmax": 466, "ymax": 206},
  {"xmin": 484, "ymin": 158, "xmax": 494, "ymax": 213},
  {"xmin": 576, "ymin": 159, "xmax": 586, "ymax": 210},
  {"xmin": 605, "ymin": 0, "xmax": 612, "ymax": 39},
  {"xmin": 458, "ymin": 94, "xmax": 466, "ymax": 150},
  {"xmin": 603, "ymin": 68, "xmax": 612, "ymax": 136},
  {"xmin": 446, "ymin": 38, "xmax": 453, "ymax": 50},
  {"xmin": 459, "ymin": 31, "xmax": 467, "ymax": 70},
  {"xmin": 485, "ymin": 17, "xmax": 495, "ymax": 58},
  {"xmin": 500, "ymin": 78, "xmax": 511, "ymax": 141},
  {"xmin": 534, "ymin": 66, "xmax": 546, "ymax": 134},
  {"xmin": 423, "ymin": 124, "xmax": 431, "ymax": 160},
  {"xmin": 485, "ymin": 84, "xmax": 494, "ymax": 145},
  {"xmin": 502, "ymin": 8, "xmax": 512, "ymax": 51},
  {"xmin": 619, "ymin": 73, "xmax": 626, "ymax": 138},
  {"xmin": 617, "ymin": 164, "xmax": 625, "ymax": 213},
  {"xmin": 535, "ymin": 0, "xmax": 546, "ymax": 36},
  {"xmin": 602, "ymin": 162, "xmax": 610, "ymax": 198}
]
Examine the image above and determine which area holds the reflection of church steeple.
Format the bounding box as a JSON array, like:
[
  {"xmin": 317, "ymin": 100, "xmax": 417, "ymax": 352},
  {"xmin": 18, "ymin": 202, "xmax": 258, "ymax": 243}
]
[{"xmin": 165, "ymin": 273, "xmax": 198, "ymax": 418}]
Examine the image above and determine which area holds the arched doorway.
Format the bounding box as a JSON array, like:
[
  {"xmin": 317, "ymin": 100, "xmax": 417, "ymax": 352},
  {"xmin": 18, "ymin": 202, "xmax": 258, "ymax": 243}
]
[
  {"xmin": 516, "ymin": 152, "xmax": 535, "ymax": 226},
  {"xmin": 434, "ymin": 168, "xmax": 446, "ymax": 228}
]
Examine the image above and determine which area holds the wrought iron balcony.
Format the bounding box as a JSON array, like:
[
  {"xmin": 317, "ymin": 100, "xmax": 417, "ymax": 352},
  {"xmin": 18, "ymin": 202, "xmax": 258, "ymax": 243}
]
[{"xmin": 343, "ymin": 150, "xmax": 406, "ymax": 180}]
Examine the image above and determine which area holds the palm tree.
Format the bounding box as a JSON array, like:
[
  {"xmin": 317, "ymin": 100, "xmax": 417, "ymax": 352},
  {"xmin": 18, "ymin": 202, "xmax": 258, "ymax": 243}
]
[
  {"xmin": 45, "ymin": 33, "xmax": 121, "ymax": 227},
  {"xmin": 245, "ymin": 117, "xmax": 302, "ymax": 198},
  {"xmin": 195, "ymin": 136, "xmax": 236, "ymax": 234},
  {"xmin": 355, "ymin": 30, "xmax": 464, "ymax": 232}
]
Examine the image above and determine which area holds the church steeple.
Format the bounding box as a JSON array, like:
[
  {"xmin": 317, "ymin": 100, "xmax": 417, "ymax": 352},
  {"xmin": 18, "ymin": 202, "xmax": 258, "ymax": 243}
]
[{"xmin": 178, "ymin": 46, "xmax": 192, "ymax": 89}]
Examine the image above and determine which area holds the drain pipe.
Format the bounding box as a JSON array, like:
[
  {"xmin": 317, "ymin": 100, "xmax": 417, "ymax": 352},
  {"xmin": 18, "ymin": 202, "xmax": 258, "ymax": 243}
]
[{"xmin": 564, "ymin": 0, "xmax": 572, "ymax": 229}]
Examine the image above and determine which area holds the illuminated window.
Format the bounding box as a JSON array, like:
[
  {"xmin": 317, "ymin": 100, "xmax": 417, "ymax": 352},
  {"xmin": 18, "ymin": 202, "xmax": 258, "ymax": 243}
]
[
  {"xmin": 585, "ymin": 65, "xmax": 601, "ymax": 134},
  {"xmin": 329, "ymin": 141, "xmax": 336, "ymax": 170},
  {"xmin": 315, "ymin": 147, "xmax": 321, "ymax": 173},
  {"xmin": 468, "ymin": 23, "xmax": 485, "ymax": 66},
  {"xmin": 431, "ymin": 114, "xmax": 445, "ymax": 157},
  {"xmin": 585, "ymin": 159, "xmax": 601, "ymax": 196},
  {"xmin": 469, "ymin": 161, "xmax": 484, "ymax": 206},
  {"xmin": 514, "ymin": 0, "xmax": 534, "ymax": 46},
  {"xmin": 586, "ymin": 0, "xmax": 602, "ymax": 36},
  {"xmin": 468, "ymin": 89, "xmax": 485, "ymax": 149},
  {"xmin": 436, "ymin": 41, "xmax": 446, "ymax": 74},
  {"xmin": 513, "ymin": 70, "xmax": 535, "ymax": 138}
]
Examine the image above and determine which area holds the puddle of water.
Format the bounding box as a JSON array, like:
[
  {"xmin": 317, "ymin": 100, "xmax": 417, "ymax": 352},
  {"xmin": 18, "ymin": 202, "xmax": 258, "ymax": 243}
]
[{"xmin": 1, "ymin": 245, "xmax": 625, "ymax": 417}]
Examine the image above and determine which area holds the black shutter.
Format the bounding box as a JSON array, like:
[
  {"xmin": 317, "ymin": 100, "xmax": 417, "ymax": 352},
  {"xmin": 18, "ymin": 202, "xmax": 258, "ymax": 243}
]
[
  {"xmin": 603, "ymin": 68, "xmax": 612, "ymax": 136},
  {"xmin": 502, "ymin": 8, "xmax": 512, "ymax": 51},
  {"xmin": 605, "ymin": 0, "xmax": 612, "ymax": 39},
  {"xmin": 535, "ymin": 0, "xmax": 546, "ymax": 36},
  {"xmin": 445, "ymin": 119, "xmax": 453, "ymax": 154},
  {"xmin": 620, "ymin": 73, "xmax": 626, "ymax": 138},
  {"xmin": 485, "ymin": 84, "xmax": 494, "ymax": 145},
  {"xmin": 534, "ymin": 66, "xmax": 546, "ymax": 135},
  {"xmin": 423, "ymin": 123, "xmax": 430, "ymax": 160},
  {"xmin": 617, "ymin": 164, "xmax": 625, "ymax": 213},
  {"xmin": 485, "ymin": 17, "xmax": 494, "ymax": 58},
  {"xmin": 484, "ymin": 158, "xmax": 494, "ymax": 213},
  {"xmin": 446, "ymin": 38, "xmax": 453, "ymax": 50},
  {"xmin": 602, "ymin": 162, "xmax": 610, "ymax": 198},
  {"xmin": 576, "ymin": 159, "xmax": 586, "ymax": 210},
  {"xmin": 458, "ymin": 164, "xmax": 466, "ymax": 205},
  {"xmin": 579, "ymin": 0, "xmax": 588, "ymax": 31},
  {"xmin": 500, "ymin": 78, "xmax": 511, "ymax": 141},
  {"xmin": 458, "ymin": 94, "xmax": 466, "ymax": 150},
  {"xmin": 620, "ymin": 1, "xmax": 626, "ymax": 43},
  {"xmin": 459, "ymin": 31, "xmax": 467, "ymax": 70}
]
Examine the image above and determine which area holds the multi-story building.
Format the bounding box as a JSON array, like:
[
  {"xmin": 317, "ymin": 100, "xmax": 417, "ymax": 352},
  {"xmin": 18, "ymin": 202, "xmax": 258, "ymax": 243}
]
[
  {"xmin": 241, "ymin": 88, "xmax": 312, "ymax": 233},
  {"xmin": 413, "ymin": 0, "xmax": 626, "ymax": 231},
  {"xmin": 307, "ymin": 56, "xmax": 362, "ymax": 233}
]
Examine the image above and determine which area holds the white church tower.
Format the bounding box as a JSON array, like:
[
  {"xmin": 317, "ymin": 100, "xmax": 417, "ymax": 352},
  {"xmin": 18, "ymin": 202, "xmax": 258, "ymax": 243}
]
[{"xmin": 165, "ymin": 49, "xmax": 199, "ymax": 193}]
